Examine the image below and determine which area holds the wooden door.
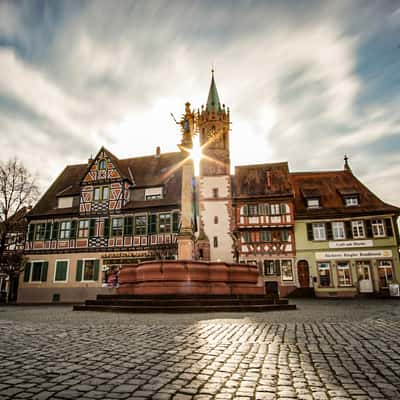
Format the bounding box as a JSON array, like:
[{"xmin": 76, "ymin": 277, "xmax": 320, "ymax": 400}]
[{"xmin": 297, "ymin": 261, "xmax": 310, "ymax": 288}]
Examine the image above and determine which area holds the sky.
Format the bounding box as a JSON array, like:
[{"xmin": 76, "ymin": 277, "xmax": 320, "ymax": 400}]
[{"xmin": 1, "ymin": 0, "xmax": 400, "ymax": 206}]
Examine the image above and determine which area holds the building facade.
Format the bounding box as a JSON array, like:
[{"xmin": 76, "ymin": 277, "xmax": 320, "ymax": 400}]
[{"xmin": 18, "ymin": 72, "xmax": 400, "ymax": 302}]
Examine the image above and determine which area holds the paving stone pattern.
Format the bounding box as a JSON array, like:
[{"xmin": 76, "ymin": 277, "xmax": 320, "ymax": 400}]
[{"xmin": 1, "ymin": 299, "xmax": 400, "ymax": 399}]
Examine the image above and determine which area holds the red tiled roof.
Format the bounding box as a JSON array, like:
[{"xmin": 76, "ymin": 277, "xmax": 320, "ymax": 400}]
[
  {"xmin": 233, "ymin": 162, "xmax": 293, "ymax": 199},
  {"xmin": 291, "ymin": 170, "xmax": 399, "ymax": 219}
]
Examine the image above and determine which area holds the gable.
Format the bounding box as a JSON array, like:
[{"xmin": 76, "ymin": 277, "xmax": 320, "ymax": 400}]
[{"xmin": 82, "ymin": 148, "xmax": 123, "ymax": 183}]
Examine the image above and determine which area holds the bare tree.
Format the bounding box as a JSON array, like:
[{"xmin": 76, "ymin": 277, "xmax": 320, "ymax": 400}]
[{"xmin": 0, "ymin": 158, "xmax": 39, "ymax": 291}]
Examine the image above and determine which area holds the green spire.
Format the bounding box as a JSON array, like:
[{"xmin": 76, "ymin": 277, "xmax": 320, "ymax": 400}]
[{"xmin": 206, "ymin": 69, "xmax": 221, "ymax": 112}]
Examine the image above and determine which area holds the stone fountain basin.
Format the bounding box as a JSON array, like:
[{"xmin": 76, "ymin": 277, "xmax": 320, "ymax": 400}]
[{"xmin": 118, "ymin": 260, "xmax": 264, "ymax": 295}]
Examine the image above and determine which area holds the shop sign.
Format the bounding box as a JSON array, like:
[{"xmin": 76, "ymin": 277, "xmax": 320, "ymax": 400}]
[
  {"xmin": 329, "ymin": 240, "xmax": 373, "ymax": 249},
  {"xmin": 316, "ymin": 249, "xmax": 392, "ymax": 260},
  {"xmin": 101, "ymin": 251, "xmax": 154, "ymax": 259}
]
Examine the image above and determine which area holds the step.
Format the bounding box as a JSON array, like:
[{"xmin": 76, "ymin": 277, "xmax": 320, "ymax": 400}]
[{"xmin": 73, "ymin": 303, "xmax": 296, "ymax": 313}]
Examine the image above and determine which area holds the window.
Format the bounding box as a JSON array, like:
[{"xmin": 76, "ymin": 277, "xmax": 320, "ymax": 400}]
[
  {"xmin": 270, "ymin": 204, "xmax": 280, "ymax": 215},
  {"xmin": 318, "ymin": 262, "xmax": 331, "ymax": 287},
  {"xmin": 337, "ymin": 262, "xmax": 352, "ymax": 287},
  {"xmin": 212, "ymin": 188, "xmax": 219, "ymax": 198},
  {"xmin": 145, "ymin": 187, "xmax": 163, "ymax": 200},
  {"xmin": 242, "ymin": 231, "xmax": 251, "ymax": 243},
  {"xmin": 372, "ymin": 219, "xmax": 385, "ymax": 237},
  {"xmin": 78, "ymin": 220, "xmax": 89, "ymax": 238},
  {"xmin": 261, "ymin": 230, "xmax": 272, "ymax": 242},
  {"xmin": 54, "ymin": 260, "xmax": 69, "ymax": 282},
  {"xmin": 332, "ymin": 222, "xmax": 345, "ymax": 240},
  {"xmin": 111, "ymin": 218, "xmax": 123, "ymax": 236},
  {"xmin": 378, "ymin": 260, "xmax": 393, "ymax": 288},
  {"xmin": 352, "ymin": 220, "xmax": 365, "ymax": 238},
  {"xmin": 98, "ymin": 159, "xmax": 106, "ymax": 170},
  {"xmin": 60, "ymin": 221, "xmax": 71, "ymax": 239},
  {"xmin": 281, "ymin": 260, "xmax": 293, "ymax": 281},
  {"xmin": 76, "ymin": 259, "xmax": 99, "ymax": 282},
  {"xmin": 148, "ymin": 214, "xmax": 157, "ymax": 234},
  {"xmin": 214, "ymin": 216, "xmax": 218, "ymax": 224},
  {"xmin": 23, "ymin": 261, "xmax": 48, "ymax": 282},
  {"xmin": 248, "ymin": 204, "xmax": 258, "ymax": 216},
  {"xmin": 281, "ymin": 230, "xmax": 289, "ymax": 242},
  {"xmin": 307, "ymin": 199, "xmax": 320, "ymax": 209},
  {"xmin": 263, "ymin": 260, "xmax": 275, "ymax": 275},
  {"xmin": 35, "ymin": 223, "xmax": 46, "ymax": 241},
  {"xmin": 159, "ymin": 213, "xmax": 172, "ymax": 233},
  {"xmin": 312, "ymin": 223, "xmax": 326, "ymax": 241},
  {"xmin": 345, "ymin": 196, "xmax": 358, "ymax": 206},
  {"xmin": 31, "ymin": 262, "xmax": 43, "ymax": 281},
  {"xmin": 135, "ymin": 215, "xmax": 147, "ymax": 235},
  {"xmin": 93, "ymin": 186, "xmax": 109, "ymax": 201},
  {"xmin": 213, "ymin": 236, "xmax": 218, "ymax": 248}
]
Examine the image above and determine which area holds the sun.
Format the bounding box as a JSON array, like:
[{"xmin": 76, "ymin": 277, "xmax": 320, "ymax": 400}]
[{"xmin": 189, "ymin": 135, "xmax": 202, "ymax": 176}]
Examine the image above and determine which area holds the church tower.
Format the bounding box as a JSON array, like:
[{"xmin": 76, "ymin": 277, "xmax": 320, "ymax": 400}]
[
  {"xmin": 198, "ymin": 70, "xmax": 230, "ymax": 176},
  {"xmin": 197, "ymin": 71, "xmax": 233, "ymax": 263}
]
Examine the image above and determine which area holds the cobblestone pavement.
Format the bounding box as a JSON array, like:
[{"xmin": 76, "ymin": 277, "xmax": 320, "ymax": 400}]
[{"xmin": 1, "ymin": 299, "xmax": 400, "ymax": 400}]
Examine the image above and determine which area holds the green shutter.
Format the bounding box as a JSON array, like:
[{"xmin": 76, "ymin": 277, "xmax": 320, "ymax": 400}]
[
  {"xmin": 28, "ymin": 224, "xmax": 35, "ymax": 241},
  {"xmin": 265, "ymin": 204, "xmax": 270, "ymax": 215},
  {"xmin": 243, "ymin": 205, "xmax": 248, "ymax": 216},
  {"xmin": 345, "ymin": 221, "xmax": 352, "ymax": 239},
  {"xmin": 306, "ymin": 224, "xmax": 313, "ymax": 241},
  {"xmin": 70, "ymin": 221, "xmax": 77, "ymax": 238},
  {"xmin": 280, "ymin": 204, "xmax": 286, "ymax": 215},
  {"xmin": 76, "ymin": 260, "xmax": 83, "ymax": 281},
  {"xmin": 51, "ymin": 222, "xmax": 59, "ymax": 240},
  {"xmin": 41, "ymin": 262, "xmax": 48, "ymax": 282},
  {"xmin": 44, "ymin": 222, "xmax": 52, "ymax": 240},
  {"xmin": 23, "ymin": 262, "xmax": 31, "ymax": 282},
  {"xmin": 103, "ymin": 219, "xmax": 110, "ymax": 238},
  {"xmin": 326, "ymin": 223, "xmax": 333, "ymax": 240},
  {"xmin": 55, "ymin": 261, "xmax": 68, "ymax": 281},
  {"xmin": 89, "ymin": 219, "xmax": 96, "ymax": 238},
  {"xmin": 124, "ymin": 216, "xmax": 133, "ymax": 235},
  {"xmin": 172, "ymin": 212, "xmax": 180, "ymax": 233},
  {"xmin": 385, "ymin": 218, "xmax": 393, "ymax": 237},
  {"xmin": 258, "ymin": 204, "xmax": 265, "ymax": 215},
  {"xmin": 93, "ymin": 260, "xmax": 100, "ymax": 281},
  {"xmin": 366, "ymin": 220, "xmax": 373, "ymax": 238},
  {"xmin": 275, "ymin": 260, "xmax": 281, "ymax": 276},
  {"xmin": 148, "ymin": 214, "xmax": 157, "ymax": 234}
]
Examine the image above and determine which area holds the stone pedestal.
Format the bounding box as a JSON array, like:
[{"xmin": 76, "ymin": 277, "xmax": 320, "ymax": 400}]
[{"xmin": 178, "ymin": 233, "xmax": 195, "ymax": 260}]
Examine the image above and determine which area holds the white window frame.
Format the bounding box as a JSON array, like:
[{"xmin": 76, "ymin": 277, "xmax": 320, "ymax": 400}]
[
  {"xmin": 351, "ymin": 220, "xmax": 365, "ymax": 238},
  {"xmin": 345, "ymin": 196, "xmax": 359, "ymax": 206},
  {"xmin": 307, "ymin": 199, "xmax": 320, "ymax": 209},
  {"xmin": 281, "ymin": 259, "xmax": 293, "ymax": 281},
  {"xmin": 59, "ymin": 221, "xmax": 71, "ymax": 240},
  {"xmin": 78, "ymin": 220, "xmax": 89, "ymax": 238},
  {"xmin": 81, "ymin": 258, "xmax": 97, "ymax": 282},
  {"xmin": 53, "ymin": 259, "xmax": 70, "ymax": 283},
  {"xmin": 30, "ymin": 260, "xmax": 45, "ymax": 283},
  {"xmin": 317, "ymin": 262, "xmax": 332, "ymax": 288},
  {"xmin": 332, "ymin": 222, "xmax": 346, "ymax": 240},
  {"xmin": 134, "ymin": 214, "xmax": 147, "ymax": 235},
  {"xmin": 378, "ymin": 260, "xmax": 393, "ymax": 287},
  {"xmin": 371, "ymin": 219, "xmax": 385, "ymax": 238},
  {"xmin": 312, "ymin": 223, "xmax": 326, "ymax": 241},
  {"xmin": 337, "ymin": 262, "xmax": 352, "ymax": 287},
  {"xmin": 111, "ymin": 218, "xmax": 124, "ymax": 237},
  {"xmin": 270, "ymin": 204, "xmax": 280, "ymax": 215}
]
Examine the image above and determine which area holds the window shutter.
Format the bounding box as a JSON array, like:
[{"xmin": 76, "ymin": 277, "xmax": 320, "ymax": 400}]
[
  {"xmin": 326, "ymin": 223, "xmax": 333, "ymax": 240},
  {"xmin": 93, "ymin": 260, "xmax": 100, "ymax": 281},
  {"xmin": 258, "ymin": 204, "xmax": 265, "ymax": 215},
  {"xmin": 366, "ymin": 220, "xmax": 373, "ymax": 238},
  {"xmin": 76, "ymin": 260, "xmax": 83, "ymax": 281},
  {"xmin": 44, "ymin": 223, "xmax": 52, "ymax": 240},
  {"xmin": 41, "ymin": 262, "xmax": 48, "ymax": 282},
  {"xmin": 103, "ymin": 219, "xmax": 110, "ymax": 238},
  {"xmin": 265, "ymin": 204, "xmax": 270, "ymax": 215},
  {"xmin": 172, "ymin": 212, "xmax": 180, "ymax": 233},
  {"xmin": 89, "ymin": 219, "xmax": 96, "ymax": 238},
  {"xmin": 148, "ymin": 214, "xmax": 157, "ymax": 234},
  {"xmin": 70, "ymin": 220, "xmax": 77, "ymax": 239},
  {"xmin": 275, "ymin": 260, "xmax": 281, "ymax": 276},
  {"xmin": 24, "ymin": 262, "xmax": 31, "ymax": 282},
  {"xmin": 280, "ymin": 204, "xmax": 286, "ymax": 215},
  {"xmin": 306, "ymin": 224, "xmax": 314, "ymax": 241},
  {"xmin": 385, "ymin": 218, "xmax": 393, "ymax": 237},
  {"xmin": 51, "ymin": 222, "xmax": 59, "ymax": 240},
  {"xmin": 28, "ymin": 224, "xmax": 35, "ymax": 241},
  {"xmin": 124, "ymin": 216, "xmax": 133, "ymax": 235},
  {"xmin": 243, "ymin": 205, "xmax": 248, "ymax": 216},
  {"xmin": 345, "ymin": 221, "xmax": 352, "ymax": 239}
]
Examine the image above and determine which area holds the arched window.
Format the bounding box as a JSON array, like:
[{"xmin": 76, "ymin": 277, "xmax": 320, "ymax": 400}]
[{"xmin": 98, "ymin": 159, "xmax": 106, "ymax": 170}]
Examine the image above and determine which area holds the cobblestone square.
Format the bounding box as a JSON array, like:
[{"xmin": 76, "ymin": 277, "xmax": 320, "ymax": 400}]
[{"xmin": 1, "ymin": 299, "xmax": 400, "ymax": 399}]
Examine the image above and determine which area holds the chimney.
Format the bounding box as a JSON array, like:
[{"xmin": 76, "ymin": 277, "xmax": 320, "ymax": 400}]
[{"xmin": 155, "ymin": 146, "xmax": 161, "ymax": 158}]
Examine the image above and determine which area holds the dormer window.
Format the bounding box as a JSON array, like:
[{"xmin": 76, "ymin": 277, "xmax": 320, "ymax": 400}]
[
  {"xmin": 307, "ymin": 198, "xmax": 320, "ymax": 209},
  {"xmin": 98, "ymin": 159, "xmax": 106, "ymax": 170},
  {"xmin": 93, "ymin": 186, "xmax": 109, "ymax": 201},
  {"xmin": 345, "ymin": 196, "xmax": 359, "ymax": 207},
  {"xmin": 145, "ymin": 187, "xmax": 163, "ymax": 200}
]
